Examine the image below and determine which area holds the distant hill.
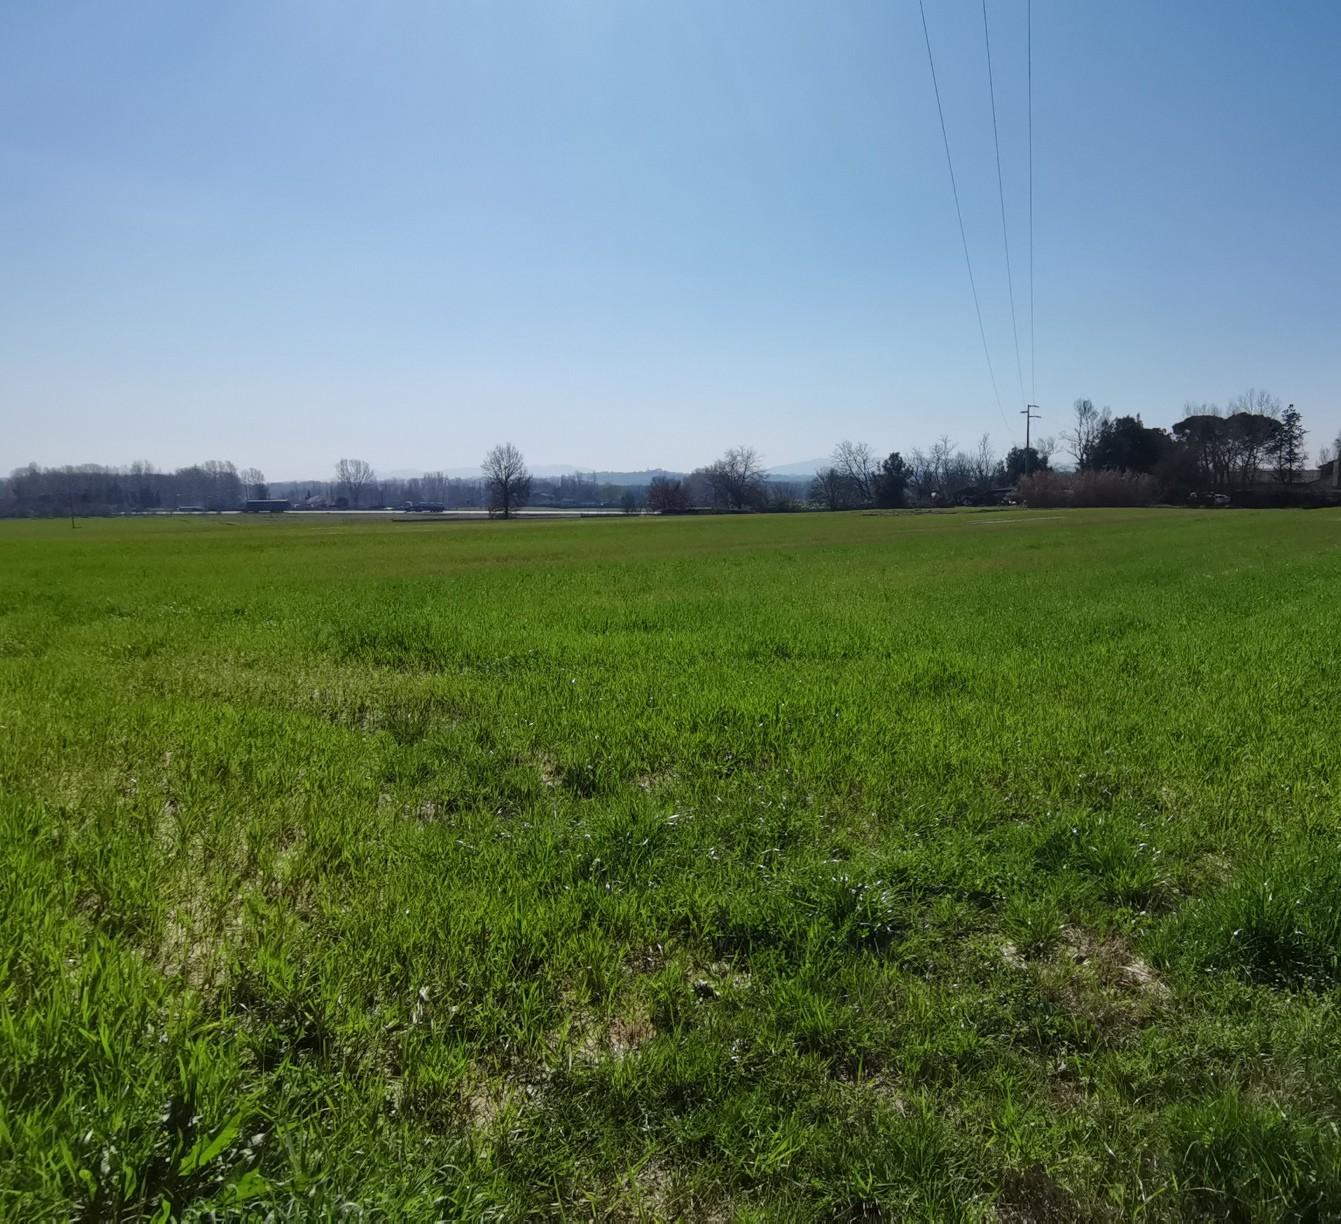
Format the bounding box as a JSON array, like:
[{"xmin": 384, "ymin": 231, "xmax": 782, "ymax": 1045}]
[{"xmin": 766, "ymin": 458, "xmax": 826, "ymax": 478}]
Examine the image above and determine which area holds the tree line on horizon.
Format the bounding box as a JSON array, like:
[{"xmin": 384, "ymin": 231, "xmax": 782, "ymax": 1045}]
[
  {"xmin": 634, "ymin": 389, "xmax": 1332, "ymax": 514},
  {"xmin": 2, "ymin": 391, "xmax": 1334, "ymax": 518}
]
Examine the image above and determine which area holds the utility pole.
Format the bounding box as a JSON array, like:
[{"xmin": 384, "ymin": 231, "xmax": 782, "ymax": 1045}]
[{"xmin": 1021, "ymin": 405, "xmax": 1041, "ymax": 476}]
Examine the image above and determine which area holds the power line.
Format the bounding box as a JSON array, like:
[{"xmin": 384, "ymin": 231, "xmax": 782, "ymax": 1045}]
[
  {"xmin": 1028, "ymin": 0, "xmax": 1035, "ymax": 402},
  {"xmin": 917, "ymin": 0, "xmax": 1008, "ymax": 431},
  {"xmin": 981, "ymin": 0, "xmax": 1026, "ymax": 408}
]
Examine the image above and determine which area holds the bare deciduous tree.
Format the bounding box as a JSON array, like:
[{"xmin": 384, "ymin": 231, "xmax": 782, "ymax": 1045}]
[
  {"xmin": 482, "ymin": 443, "xmax": 531, "ymax": 519},
  {"xmin": 703, "ymin": 445, "xmax": 765, "ymax": 511},
  {"xmin": 928, "ymin": 435, "xmax": 959, "ymax": 497},
  {"xmin": 831, "ymin": 441, "xmax": 875, "ymax": 505},
  {"xmin": 129, "ymin": 460, "xmax": 158, "ymax": 510},
  {"xmin": 240, "ymin": 467, "xmax": 267, "ymax": 499},
  {"xmin": 335, "ymin": 458, "xmax": 374, "ymax": 508},
  {"xmin": 646, "ymin": 476, "xmax": 689, "ymax": 514},
  {"xmin": 1064, "ymin": 399, "xmax": 1109, "ymax": 470},
  {"xmin": 1228, "ymin": 388, "xmax": 1281, "ymax": 420},
  {"xmin": 907, "ymin": 448, "xmax": 933, "ymax": 501},
  {"xmin": 971, "ymin": 434, "xmax": 998, "ymax": 486},
  {"xmin": 416, "ymin": 471, "xmax": 450, "ymax": 505},
  {"xmin": 810, "ymin": 467, "xmax": 856, "ymax": 510},
  {"xmin": 903, "ymin": 437, "xmax": 984, "ymax": 502}
]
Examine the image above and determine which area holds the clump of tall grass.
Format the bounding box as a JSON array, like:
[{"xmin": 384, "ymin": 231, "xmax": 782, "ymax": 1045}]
[
  {"xmin": 322, "ymin": 615, "xmax": 446, "ymax": 670},
  {"xmin": 1159, "ymin": 847, "xmax": 1341, "ymax": 988},
  {"xmin": 1167, "ymin": 1086, "xmax": 1341, "ymax": 1217}
]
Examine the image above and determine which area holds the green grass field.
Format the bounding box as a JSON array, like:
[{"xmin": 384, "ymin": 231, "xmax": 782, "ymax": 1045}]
[{"xmin": 3, "ymin": 508, "xmax": 1340, "ymax": 1219}]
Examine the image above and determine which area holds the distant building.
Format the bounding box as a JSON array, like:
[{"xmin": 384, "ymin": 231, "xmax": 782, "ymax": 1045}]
[
  {"xmin": 1304, "ymin": 460, "xmax": 1339, "ymax": 488},
  {"xmin": 244, "ymin": 499, "xmax": 290, "ymax": 513}
]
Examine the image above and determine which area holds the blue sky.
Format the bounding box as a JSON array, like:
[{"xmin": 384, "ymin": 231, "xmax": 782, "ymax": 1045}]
[{"xmin": 3, "ymin": 1, "xmax": 1338, "ymax": 477}]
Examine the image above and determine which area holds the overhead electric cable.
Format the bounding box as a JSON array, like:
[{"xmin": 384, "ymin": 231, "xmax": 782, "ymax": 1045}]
[
  {"xmin": 1028, "ymin": 0, "xmax": 1035, "ymax": 401},
  {"xmin": 981, "ymin": 0, "xmax": 1026, "ymax": 407},
  {"xmin": 917, "ymin": 0, "xmax": 1008, "ymax": 430}
]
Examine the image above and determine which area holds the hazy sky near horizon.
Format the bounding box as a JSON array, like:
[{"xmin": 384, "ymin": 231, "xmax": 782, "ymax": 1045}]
[{"xmin": 3, "ymin": 1, "xmax": 1339, "ymax": 478}]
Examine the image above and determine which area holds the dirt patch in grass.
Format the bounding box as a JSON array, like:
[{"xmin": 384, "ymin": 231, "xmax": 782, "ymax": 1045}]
[
  {"xmin": 1059, "ymin": 927, "xmax": 1169, "ymax": 998},
  {"xmin": 1001, "ymin": 926, "xmax": 1169, "ymax": 1043},
  {"xmin": 1043, "ymin": 928, "xmax": 1168, "ymax": 1039},
  {"xmin": 536, "ymin": 753, "xmax": 562, "ymax": 789},
  {"xmin": 569, "ymin": 1004, "xmax": 657, "ymax": 1064},
  {"xmin": 616, "ymin": 1158, "xmax": 678, "ymax": 1221},
  {"xmin": 461, "ymin": 1071, "xmax": 536, "ymax": 1138},
  {"xmin": 995, "ymin": 1165, "xmax": 1094, "ymax": 1222},
  {"xmin": 609, "ymin": 1010, "xmax": 656, "ymax": 1057},
  {"xmin": 157, "ymin": 904, "xmax": 228, "ymax": 991},
  {"xmin": 627, "ymin": 943, "xmax": 669, "ymax": 975},
  {"xmin": 635, "ymin": 767, "xmax": 675, "ymax": 793}
]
